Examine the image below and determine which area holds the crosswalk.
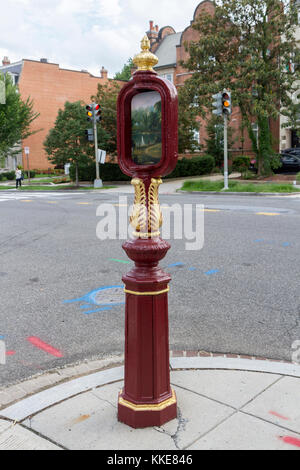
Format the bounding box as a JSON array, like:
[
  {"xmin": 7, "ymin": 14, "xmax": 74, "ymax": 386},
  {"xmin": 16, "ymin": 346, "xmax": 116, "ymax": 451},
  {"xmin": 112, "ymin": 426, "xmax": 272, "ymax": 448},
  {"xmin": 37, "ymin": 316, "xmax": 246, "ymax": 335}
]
[{"xmin": 0, "ymin": 191, "xmax": 86, "ymax": 203}]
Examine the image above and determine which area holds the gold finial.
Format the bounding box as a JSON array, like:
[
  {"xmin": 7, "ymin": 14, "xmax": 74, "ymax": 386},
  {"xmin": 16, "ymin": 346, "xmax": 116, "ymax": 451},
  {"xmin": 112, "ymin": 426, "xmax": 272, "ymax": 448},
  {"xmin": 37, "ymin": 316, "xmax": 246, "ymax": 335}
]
[{"xmin": 133, "ymin": 35, "xmax": 158, "ymax": 72}]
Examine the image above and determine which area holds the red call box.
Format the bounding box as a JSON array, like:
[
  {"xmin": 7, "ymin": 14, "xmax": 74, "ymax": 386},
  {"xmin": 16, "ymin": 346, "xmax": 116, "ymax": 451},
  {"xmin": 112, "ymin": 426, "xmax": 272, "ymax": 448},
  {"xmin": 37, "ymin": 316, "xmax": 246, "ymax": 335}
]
[{"xmin": 117, "ymin": 37, "xmax": 178, "ymax": 429}]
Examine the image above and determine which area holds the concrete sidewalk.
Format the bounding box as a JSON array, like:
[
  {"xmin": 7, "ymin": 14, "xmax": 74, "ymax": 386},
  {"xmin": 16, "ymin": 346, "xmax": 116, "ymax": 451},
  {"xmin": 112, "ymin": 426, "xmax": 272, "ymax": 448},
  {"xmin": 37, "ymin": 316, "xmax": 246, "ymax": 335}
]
[{"xmin": 0, "ymin": 356, "xmax": 300, "ymax": 450}]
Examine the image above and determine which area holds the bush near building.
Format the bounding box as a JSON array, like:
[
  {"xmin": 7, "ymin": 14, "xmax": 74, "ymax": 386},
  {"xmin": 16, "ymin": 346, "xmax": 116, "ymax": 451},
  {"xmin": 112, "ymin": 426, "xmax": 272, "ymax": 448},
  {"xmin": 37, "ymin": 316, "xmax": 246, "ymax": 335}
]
[{"xmin": 69, "ymin": 155, "xmax": 215, "ymax": 183}]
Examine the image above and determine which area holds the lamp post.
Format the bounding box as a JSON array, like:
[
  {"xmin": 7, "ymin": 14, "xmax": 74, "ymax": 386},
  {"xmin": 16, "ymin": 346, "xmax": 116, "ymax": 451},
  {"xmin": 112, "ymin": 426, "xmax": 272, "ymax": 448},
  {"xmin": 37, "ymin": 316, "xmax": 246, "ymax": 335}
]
[{"xmin": 117, "ymin": 36, "xmax": 178, "ymax": 429}]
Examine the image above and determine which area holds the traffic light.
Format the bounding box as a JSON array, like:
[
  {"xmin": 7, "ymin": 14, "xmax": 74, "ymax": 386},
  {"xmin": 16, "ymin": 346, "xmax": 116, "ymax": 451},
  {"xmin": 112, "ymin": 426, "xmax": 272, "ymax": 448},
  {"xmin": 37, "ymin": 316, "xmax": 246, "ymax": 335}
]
[
  {"xmin": 86, "ymin": 104, "xmax": 93, "ymax": 122},
  {"xmin": 222, "ymin": 91, "xmax": 231, "ymax": 115},
  {"xmin": 94, "ymin": 104, "xmax": 102, "ymax": 122},
  {"xmin": 85, "ymin": 129, "xmax": 94, "ymax": 142},
  {"xmin": 212, "ymin": 93, "xmax": 222, "ymax": 116}
]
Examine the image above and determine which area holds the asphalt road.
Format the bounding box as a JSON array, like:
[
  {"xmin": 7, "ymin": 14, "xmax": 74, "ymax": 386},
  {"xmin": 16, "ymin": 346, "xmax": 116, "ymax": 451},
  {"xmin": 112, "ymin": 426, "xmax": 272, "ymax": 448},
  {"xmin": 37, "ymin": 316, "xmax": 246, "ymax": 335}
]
[{"xmin": 0, "ymin": 189, "xmax": 300, "ymax": 387}]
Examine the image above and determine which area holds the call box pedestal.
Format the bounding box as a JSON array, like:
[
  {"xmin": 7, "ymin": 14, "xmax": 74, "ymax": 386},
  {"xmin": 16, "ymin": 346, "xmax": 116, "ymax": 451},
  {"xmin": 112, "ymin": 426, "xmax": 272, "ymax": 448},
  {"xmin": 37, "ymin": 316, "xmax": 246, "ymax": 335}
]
[{"xmin": 117, "ymin": 37, "xmax": 178, "ymax": 428}]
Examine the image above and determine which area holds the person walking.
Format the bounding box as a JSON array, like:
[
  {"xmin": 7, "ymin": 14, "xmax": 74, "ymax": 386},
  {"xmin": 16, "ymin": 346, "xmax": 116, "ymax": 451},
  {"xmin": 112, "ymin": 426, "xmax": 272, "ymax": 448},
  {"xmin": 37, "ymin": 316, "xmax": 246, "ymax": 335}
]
[{"xmin": 15, "ymin": 167, "xmax": 22, "ymax": 189}]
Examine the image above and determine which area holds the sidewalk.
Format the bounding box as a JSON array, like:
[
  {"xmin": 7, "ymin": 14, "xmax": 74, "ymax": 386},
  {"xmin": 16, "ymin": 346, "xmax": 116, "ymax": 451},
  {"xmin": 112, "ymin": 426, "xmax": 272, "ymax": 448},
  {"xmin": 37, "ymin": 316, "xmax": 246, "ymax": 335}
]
[
  {"xmin": 103, "ymin": 173, "xmax": 242, "ymax": 195},
  {"xmin": 0, "ymin": 356, "xmax": 300, "ymax": 450}
]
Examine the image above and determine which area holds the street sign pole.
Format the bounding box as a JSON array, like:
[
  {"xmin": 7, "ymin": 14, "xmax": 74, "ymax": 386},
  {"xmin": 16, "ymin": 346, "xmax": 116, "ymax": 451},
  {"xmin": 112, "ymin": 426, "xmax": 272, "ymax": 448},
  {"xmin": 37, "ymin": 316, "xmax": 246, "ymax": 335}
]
[
  {"xmin": 93, "ymin": 104, "xmax": 103, "ymax": 189},
  {"xmin": 24, "ymin": 147, "xmax": 30, "ymax": 185},
  {"xmin": 224, "ymin": 114, "xmax": 229, "ymax": 190}
]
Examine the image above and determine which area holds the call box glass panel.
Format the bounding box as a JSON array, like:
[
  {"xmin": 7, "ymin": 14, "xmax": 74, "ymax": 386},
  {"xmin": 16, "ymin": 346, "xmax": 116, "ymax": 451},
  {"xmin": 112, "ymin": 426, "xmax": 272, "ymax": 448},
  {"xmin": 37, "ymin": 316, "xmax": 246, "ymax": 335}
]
[{"xmin": 131, "ymin": 91, "xmax": 162, "ymax": 166}]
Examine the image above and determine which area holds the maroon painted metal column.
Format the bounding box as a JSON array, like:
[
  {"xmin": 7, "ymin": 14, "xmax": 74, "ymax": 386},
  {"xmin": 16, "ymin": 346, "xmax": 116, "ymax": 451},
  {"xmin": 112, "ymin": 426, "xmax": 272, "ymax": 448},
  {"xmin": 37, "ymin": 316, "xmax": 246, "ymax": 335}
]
[{"xmin": 117, "ymin": 36, "xmax": 178, "ymax": 428}]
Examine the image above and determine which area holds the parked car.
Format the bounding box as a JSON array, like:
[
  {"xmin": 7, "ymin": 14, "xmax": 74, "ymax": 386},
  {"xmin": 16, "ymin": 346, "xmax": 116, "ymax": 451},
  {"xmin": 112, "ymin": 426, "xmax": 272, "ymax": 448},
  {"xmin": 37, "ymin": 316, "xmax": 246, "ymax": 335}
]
[
  {"xmin": 279, "ymin": 154, "xmax": 300, "ymax": 172},
  {"xmin": 282, "ymin": 148, "xmax": 300, "ymax": 157}
]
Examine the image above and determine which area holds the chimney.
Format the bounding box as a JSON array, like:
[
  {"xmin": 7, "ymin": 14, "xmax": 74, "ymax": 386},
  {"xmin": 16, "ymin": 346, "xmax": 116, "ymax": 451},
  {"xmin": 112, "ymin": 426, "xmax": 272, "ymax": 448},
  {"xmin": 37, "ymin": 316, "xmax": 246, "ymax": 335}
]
[
  {"xmin": 40, "ymin": 58, "xmax": 48, "ymax": 63},
  {"xmin": 100, "ymin": 66, "xmax": 108, "ymax": 79},
  {"xmin": 2, "ymin": 56, "xmax": 10, "ymax": 66},
  {"xmin": 147, "ymin": 20, "xmax": 158, "ymax": 46}
]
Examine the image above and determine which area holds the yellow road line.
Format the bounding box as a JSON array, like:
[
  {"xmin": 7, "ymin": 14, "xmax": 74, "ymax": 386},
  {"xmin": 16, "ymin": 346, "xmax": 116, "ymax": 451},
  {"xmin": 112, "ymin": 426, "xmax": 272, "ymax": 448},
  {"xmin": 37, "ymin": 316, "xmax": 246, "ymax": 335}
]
[
  {"xmin": 20, "ymin": 200, "xmax": 33, "ymax": 202},
  {"xmin": 256, "ymin": 212, "xmax": 281, "ymax": 216},
  {"xmin": 77, "ymin": 202, "xmax": 92, "ymax": 205}
]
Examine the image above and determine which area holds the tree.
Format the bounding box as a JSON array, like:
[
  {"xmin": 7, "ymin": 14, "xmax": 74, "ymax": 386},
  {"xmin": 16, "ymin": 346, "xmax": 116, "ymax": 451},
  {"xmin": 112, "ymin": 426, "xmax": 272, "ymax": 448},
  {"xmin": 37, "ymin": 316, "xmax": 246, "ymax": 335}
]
[
  {"xmin": 177, "ymin": 86, "xmax": 201, "ymax": 154},
  {"xmin": 114, "ymin": 58, "xmax": 134, "ymax": 81},
  {"xmin": 44, "ymin": 101, "xmax": 94, "ymax": 186},
  {"xmin": 93, "ymin": 82, "xmax": 121, "ymax": 156},
  {"xmin": 0, "ymin": 73, "xmax": 39, "ymax": 160},
  {"xmin": 181, "ymin": 0, "xmax": 300, "ymax": 175}
]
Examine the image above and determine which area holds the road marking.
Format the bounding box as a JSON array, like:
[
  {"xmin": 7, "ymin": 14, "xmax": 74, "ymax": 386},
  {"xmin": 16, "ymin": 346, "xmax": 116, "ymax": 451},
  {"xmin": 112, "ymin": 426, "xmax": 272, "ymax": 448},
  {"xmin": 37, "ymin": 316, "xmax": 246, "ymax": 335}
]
[
  {"xmin": 198, "ymin": 208, "xmax": 221, "ymax": 213},
  {"xmin": 46, "ymin": 201, "xmax": 58, "ymax": 204},
  {"xmin": 77, "ymin": 202, "xmax": 92, "ymax": 205},
  {"xmin": 27, "ymin": 336, "xmax": 63, "ymax": 358},
  {"xmin": 279, "ymin": 436, "xmax": 300, "ymax": 448},
  {"xmin": 167, "ymin": 262, "xmax": 185, "ymax": 268},
  {"xmin": 205, "ymin": 269, "xmax": 220, "ymax": 276},
  {"xmin": 109, "ymin": 258, "xmax": 131, "ymax": 264},
  {"xmin": 256, "ymin": 212, "xmax": 281, "ymax": 216},
  {"xmin": 19, "ymin": 200, "xmax": 33, "ymax": 203}
]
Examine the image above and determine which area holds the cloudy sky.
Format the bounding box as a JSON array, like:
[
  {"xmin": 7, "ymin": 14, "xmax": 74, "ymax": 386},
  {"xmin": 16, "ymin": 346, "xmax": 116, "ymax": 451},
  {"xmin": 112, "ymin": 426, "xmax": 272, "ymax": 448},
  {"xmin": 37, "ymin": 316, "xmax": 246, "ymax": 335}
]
[{"xmin": 0, "ymin": 0, "xmax": 201, "ymax": 77}]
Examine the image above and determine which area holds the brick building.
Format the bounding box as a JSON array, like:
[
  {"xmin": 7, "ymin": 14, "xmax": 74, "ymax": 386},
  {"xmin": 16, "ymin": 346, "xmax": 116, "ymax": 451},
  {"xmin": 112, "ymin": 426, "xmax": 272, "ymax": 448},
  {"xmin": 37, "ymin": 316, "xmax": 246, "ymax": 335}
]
[
  {"xmin": 147, "ymin": 0, "xmax": 280, "ymax": 157},
  {"xmin": 0, "ymin": 58, "xmax": 118, "ymax": 171}
]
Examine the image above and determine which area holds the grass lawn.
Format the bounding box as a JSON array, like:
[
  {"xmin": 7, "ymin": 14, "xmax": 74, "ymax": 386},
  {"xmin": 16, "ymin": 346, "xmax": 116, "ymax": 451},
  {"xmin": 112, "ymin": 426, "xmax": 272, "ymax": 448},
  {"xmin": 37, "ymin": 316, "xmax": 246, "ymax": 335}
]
[{"xmin": 181, "ymin": 180, "xmax": 300, "ymax": 193}]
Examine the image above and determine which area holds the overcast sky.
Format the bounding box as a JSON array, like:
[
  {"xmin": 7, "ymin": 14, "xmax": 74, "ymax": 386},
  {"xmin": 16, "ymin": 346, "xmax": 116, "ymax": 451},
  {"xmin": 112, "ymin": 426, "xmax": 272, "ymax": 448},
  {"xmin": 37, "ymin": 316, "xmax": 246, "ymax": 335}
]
[{"xmin": 0, "ymin": 0, "xmax": 201, "ymax": 77}]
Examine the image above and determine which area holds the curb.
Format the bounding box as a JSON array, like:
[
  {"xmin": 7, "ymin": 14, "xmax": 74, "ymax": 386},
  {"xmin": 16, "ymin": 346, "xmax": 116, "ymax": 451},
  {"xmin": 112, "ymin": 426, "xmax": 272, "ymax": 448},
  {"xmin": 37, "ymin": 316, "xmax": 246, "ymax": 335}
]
[
  {"xmin": 178, "ymin": 190, "xmax": 300, "ymax": 197},
  {"xmin": 1, "ymin": 353, "xmax": 299, "ymax": 423}
]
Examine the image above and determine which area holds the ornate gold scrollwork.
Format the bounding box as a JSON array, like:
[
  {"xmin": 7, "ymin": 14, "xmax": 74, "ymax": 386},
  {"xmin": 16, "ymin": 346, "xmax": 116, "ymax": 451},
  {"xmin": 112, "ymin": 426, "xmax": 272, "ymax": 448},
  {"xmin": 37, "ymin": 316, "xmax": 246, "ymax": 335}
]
[
  {"xmin": 130, "ymin": 177, "xmax": 163, "ymax": 238},
  {"xmin": 148, "ymin": 178, "xmax": 163, "ymax": 236}
]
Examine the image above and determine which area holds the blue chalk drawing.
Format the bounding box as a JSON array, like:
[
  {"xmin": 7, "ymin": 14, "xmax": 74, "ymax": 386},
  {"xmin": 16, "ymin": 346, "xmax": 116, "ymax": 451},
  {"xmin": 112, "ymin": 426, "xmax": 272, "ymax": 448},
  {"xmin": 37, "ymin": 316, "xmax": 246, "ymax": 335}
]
[
  {"xmin": 167, "ymin": 262, "xmax": 185, "ymax": 268},
  {"xmin": 205, "ymin": 269, "xmax": 220, "ymax": 276},
  {"xmin": 282, "ymin": 242, "xmax": 290, "ymax": 247},
  {"xmin": 64, "ymin": 285, "xmax": 125, "ymax": 315}
]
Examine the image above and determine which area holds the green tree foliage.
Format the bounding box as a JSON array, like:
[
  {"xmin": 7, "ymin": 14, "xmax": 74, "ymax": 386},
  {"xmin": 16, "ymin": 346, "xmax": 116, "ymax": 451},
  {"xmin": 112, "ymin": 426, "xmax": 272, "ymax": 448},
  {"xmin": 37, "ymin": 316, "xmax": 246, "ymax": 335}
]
[
  {"xmin": 182, "ymin": 0, "xmax": 300, "ymax": 175},
  {"xmin": 0, "ymin": 73, "xmax": 39, "ymax": 158},
  {"xmin": 44, "ymin": 101, "xmax": 94, "ymax": 186},
  {"xmin": 177, "ymin": 86, "xmax": 201, "ymax": 154},
  {"xmin": 114, "ymin": 58, "xmax": 134, "ymax": 81},
  {"xmin": 93, "ymin": 82, "xmax": 121, "ymax": 155}
]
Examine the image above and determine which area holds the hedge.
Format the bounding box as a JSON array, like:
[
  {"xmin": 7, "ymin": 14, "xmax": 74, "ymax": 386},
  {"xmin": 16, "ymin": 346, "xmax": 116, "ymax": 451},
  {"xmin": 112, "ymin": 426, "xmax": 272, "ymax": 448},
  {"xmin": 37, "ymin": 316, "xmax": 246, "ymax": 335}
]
[{"xmin": 69, "ymin": 155, "xmax": 215, "ymax": 183}]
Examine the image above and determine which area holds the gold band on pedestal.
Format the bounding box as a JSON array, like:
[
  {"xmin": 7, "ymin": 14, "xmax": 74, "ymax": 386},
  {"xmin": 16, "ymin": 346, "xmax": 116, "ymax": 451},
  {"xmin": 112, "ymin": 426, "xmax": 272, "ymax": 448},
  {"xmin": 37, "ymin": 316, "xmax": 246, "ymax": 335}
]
[
  {"xmin": 124, "ymin": 286, "xmax": 170, "ymax": 296},
  {"xmin": 119, "ymin": 389, "xmax": 176, "ymax": 411}
]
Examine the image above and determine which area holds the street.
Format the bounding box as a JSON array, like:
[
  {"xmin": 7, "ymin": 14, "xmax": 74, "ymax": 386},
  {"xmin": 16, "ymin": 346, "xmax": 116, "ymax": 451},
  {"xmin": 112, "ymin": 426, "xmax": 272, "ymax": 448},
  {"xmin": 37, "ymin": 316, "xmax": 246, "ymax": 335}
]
[{"xmin": 0, "ymin": 189, "xmax": 300, "ymax": 387}]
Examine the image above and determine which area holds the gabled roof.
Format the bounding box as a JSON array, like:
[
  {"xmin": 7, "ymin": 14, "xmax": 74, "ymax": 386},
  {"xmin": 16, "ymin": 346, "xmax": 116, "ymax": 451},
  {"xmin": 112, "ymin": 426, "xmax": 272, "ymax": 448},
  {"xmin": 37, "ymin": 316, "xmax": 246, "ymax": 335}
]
[
  {"xmin": 0, "ymin": 61, "xmax": 23, "ymax": 75},
  {"xmin": 154, "ymin": 32, "xmax": 182, "ymax": 69}
]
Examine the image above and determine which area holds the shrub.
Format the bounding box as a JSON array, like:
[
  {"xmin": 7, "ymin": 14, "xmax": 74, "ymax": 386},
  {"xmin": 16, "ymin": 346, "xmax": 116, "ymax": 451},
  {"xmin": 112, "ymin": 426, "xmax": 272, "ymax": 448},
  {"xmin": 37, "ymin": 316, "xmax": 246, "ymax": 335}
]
[
  {"xmin": 167, "ymin": 155, "xmax": 215, "ymax": 179},
  {"xmin": 296, "ymin": 172, "xmax": 300, "ymax": 183},
  {"xmin": 69, "ymin": 155, "xmax": 215, "ymax": 183},
  {"xmin": 232, "ymin": 156, "xmax": 251, "ymax": 172},
  {"xmin": 3, "ymin": 171, "xmax": 15, "ymax": 180},
  {"xmin": 23, "ymin": 170, "xmax": 36, "ymax": 179},
  {"xmin": 241, "ymin": 170, "xmax": 255, "ymax": 180},
  {"xmin": 53, "ymin": 177, "xmax": 70, "ymax": 184},
  {"xmin": 0, "ymin": 174, "xmax": 4, "ymax": 181}
]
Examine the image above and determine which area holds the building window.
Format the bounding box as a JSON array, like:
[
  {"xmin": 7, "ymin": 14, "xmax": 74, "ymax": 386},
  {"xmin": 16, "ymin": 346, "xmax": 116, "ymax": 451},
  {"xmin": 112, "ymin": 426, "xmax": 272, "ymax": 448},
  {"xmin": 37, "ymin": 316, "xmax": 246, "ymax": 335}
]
[{"xmin": 159, "ymin": 73, "xmax": 173, "ymax": 83}]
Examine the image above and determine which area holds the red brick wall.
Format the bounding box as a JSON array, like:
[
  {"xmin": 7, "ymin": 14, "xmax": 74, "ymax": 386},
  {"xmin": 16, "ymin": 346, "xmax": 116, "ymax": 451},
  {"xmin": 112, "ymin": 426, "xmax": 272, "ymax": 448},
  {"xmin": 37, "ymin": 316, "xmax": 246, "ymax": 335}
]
[{"xmin": 19, "ymin": 60, "xmax": 123, "ymax": 171}]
